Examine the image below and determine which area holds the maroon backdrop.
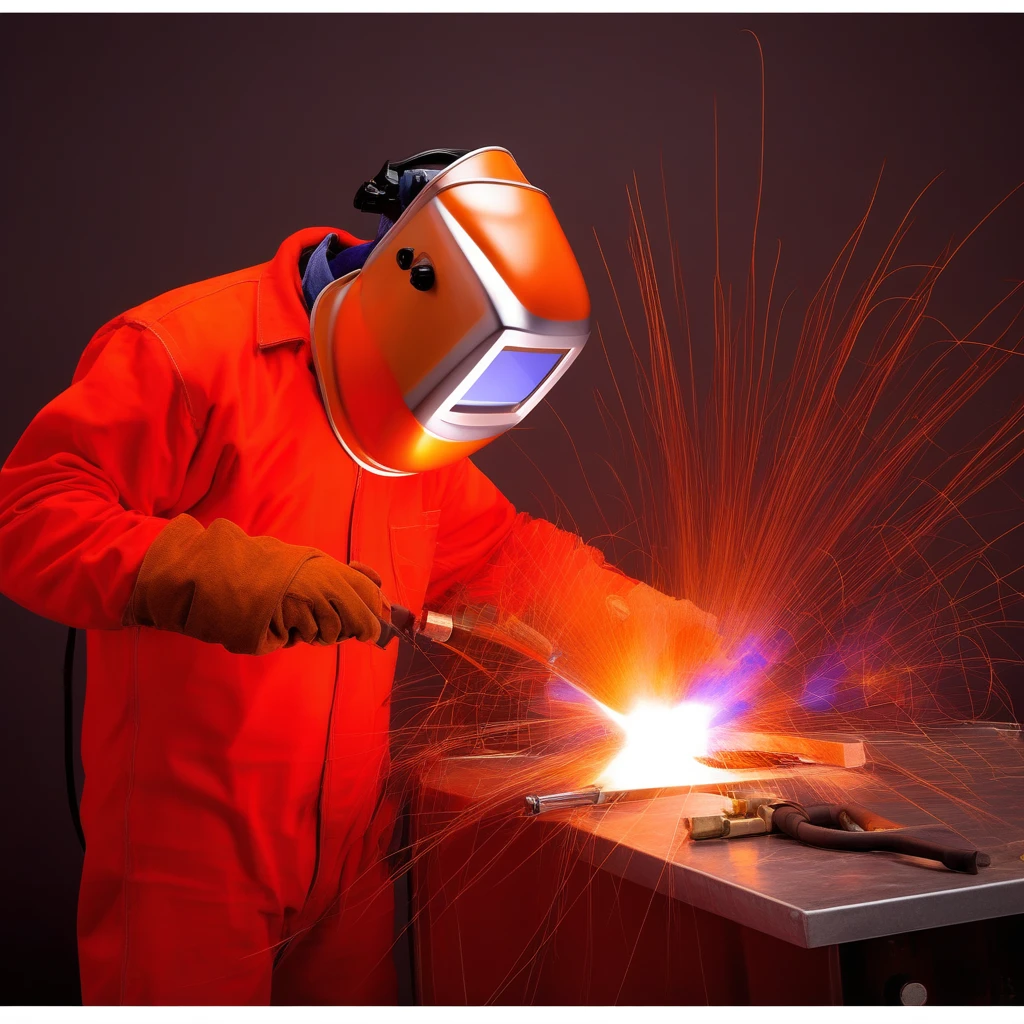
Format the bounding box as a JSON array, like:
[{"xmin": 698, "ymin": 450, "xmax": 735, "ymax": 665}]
[{"xmin": 1, "ymin": 13, "xmax": 1022, "ymax": 1004}]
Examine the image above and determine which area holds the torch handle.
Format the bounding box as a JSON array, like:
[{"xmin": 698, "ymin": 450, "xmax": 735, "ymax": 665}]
[{"xmin": 374, "ymin": 604, "xmax": 416, "ymax": 649}]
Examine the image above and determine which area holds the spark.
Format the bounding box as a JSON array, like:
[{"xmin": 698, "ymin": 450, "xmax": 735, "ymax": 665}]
[{"xmin": 595, "ymin": 699, "xmax": 720, "ymax": 789}]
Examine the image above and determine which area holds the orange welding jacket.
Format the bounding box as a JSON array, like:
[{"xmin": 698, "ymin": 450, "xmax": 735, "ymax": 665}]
[{"xmin": 0, "ymin": 227, "xmax": 632, "ymax": 1004}]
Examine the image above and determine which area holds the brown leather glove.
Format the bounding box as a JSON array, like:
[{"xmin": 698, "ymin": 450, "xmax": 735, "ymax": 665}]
[{"xmin": 125, "ymin": 514, "xmax": 388, "ymax": 655}]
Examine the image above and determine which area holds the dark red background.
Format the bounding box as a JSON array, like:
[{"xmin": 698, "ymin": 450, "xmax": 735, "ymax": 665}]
[{"xmin": 1, "ymin": 13, "xmax": 1022, "ymax": 1004}]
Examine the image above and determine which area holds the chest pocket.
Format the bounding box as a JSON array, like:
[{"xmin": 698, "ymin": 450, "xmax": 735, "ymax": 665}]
[{"xmin": 389, "ymin": 509, "xmax": 441, "ymax": 612}]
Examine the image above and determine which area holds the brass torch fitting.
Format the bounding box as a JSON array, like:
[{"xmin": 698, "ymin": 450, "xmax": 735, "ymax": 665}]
[
  {"xmin": 685, "ymin": 814, "xmax": 770, "ymax": 840},
  {"xmin": 686, "ymin": 790, "xmax": 781, "ymax": 840}
]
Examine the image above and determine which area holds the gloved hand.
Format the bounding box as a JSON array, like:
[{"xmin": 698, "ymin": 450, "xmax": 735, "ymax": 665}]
[{"xmin": 125, "ymin": 514, "xmax": 388, "ymax": 655}]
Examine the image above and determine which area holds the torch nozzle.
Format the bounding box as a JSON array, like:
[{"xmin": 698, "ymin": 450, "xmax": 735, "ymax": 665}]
[{"xmin": 377, "ymin": 603, "xmax": 557, "ymax": 667}]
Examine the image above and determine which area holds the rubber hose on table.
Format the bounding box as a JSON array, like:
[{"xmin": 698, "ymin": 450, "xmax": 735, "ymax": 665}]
[{"xmin": 771, "ymin": 802, "xmax": 990, "ymax": 874}]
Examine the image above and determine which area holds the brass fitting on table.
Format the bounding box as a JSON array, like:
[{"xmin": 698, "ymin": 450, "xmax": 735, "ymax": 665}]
[
  {"xmin": 685, "ymin": 790, "xmax": 781, "ymax": 841},
  {"xmin": 728, "ymin": 792, "xmax": 777, "ymax": 818}
]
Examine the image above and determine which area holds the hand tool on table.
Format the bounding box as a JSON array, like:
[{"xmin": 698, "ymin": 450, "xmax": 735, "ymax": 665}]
[
  {"xmin": 686, "ymin": 791, "xmax": 992, "ymax": 874},
  {"xmin": 524, "ymin": 783, "xmax": 991, "ymax": 874}
]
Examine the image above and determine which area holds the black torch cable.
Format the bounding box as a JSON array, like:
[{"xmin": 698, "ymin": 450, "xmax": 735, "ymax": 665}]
[
  {"xmin": 64, "ymin": 626, "xmax": 86, "ymax": 852},
  {"xmin": 771, "ymin": 802, "xmax": 990, "ymax": 874}
]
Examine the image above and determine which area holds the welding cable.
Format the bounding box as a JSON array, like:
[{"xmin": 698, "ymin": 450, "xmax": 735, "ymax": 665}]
[
  {"xmin": 63, "ymin": 626, "xmax": 86, "ymax": 851},
  {"xmin": 770, "ymin": 801, "xmax": 991, "ymax": 874}
]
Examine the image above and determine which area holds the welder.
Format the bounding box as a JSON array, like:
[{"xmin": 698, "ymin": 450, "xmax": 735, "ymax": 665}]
[{"xmin": 0, "ymin": 147, "xmax": 722, "ymax": 1005}]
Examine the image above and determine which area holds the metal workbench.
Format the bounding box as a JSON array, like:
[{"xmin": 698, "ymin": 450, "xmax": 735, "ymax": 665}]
[
  {"xmin": 411, "ymin": 723, "xmax": 1024, "ymax": 1004},
  {"xmin": 563, "ymin": 725, "xmax": 1024, "ymax": 947}
]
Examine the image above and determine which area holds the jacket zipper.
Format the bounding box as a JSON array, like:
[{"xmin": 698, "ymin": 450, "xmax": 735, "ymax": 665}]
[{"xmin": 303, "ymin": 466, "xmax": 363, "ymax": 905}]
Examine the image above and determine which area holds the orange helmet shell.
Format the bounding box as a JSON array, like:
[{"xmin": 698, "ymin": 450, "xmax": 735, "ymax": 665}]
[{"xmin": 310, "ymin": 147, "xmax": 591, "ymax": 476}]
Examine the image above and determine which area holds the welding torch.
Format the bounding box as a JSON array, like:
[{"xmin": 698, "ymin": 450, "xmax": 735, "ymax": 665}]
[
  {"xmin": 375, "ymin": 605, "xmax": 456, "ymax": 648},
  {"xmin": 375, "ymin": 602, "xmax": 559, "ymax": 667}
]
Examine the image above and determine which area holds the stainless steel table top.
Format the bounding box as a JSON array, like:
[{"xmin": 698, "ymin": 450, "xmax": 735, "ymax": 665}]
[{"xmin": 552, "ymin": 725, "xmax": 1024, "ymax": 947}]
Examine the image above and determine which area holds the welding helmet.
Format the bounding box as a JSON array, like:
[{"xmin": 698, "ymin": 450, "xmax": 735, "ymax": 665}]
[{"xmin": 309, "ymin": 146, "xmax": 591, "ymax": 476}]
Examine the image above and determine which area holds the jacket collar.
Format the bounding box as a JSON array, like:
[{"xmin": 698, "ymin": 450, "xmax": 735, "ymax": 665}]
[{"xmin": 256, "ymin": 226, "xmax": 364, "ymax": 352}]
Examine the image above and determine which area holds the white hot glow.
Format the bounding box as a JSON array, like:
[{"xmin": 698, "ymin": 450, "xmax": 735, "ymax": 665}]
[{"xmin": 595, "ymin": 699, "xmax": 720, "ymax": 790}]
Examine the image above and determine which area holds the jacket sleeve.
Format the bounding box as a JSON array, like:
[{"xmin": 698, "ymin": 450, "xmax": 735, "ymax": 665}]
[
  {"xmin": 424, "ymin": 458, "xmax": 725, "ymax": 709},
  {"xmin": 0, "ymin": 320, "xmax": 200, "ymax": 629},
  {"xmin": 424, "ymin": 457, "xmax": 635, "ymax": 635}
]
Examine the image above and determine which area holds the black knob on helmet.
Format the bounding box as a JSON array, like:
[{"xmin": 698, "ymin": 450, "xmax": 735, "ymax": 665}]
[{"xmin": 410, "ymin": 263, "xmax": 435, "ymax": 291}]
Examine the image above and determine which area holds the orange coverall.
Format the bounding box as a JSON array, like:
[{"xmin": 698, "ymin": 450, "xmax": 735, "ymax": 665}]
[{"xmin": 0, "ymin": 227, "xmax": 631, "ymax": 1004}]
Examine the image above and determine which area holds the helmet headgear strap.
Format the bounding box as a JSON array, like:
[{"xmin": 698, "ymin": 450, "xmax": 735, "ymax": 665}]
[{"xmin": 353, "ymin": 148, "xmax": 469, "ymax": 221}]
